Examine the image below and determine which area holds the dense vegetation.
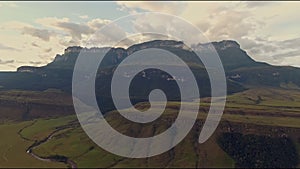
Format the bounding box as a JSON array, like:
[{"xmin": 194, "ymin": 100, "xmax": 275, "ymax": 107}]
[{"xmin": 218, "ymin": 132, "xmax": 299, "ymax": 168}]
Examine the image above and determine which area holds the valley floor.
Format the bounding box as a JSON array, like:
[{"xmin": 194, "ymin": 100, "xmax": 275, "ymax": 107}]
[{"xmin": 0, "ymin": 87, "xmax": 299, "ymax": 168}]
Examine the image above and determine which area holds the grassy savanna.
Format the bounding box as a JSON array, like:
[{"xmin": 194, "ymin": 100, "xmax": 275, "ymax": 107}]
[
  {"xmin": 0, "ymin": 89, "xmax": 73, "ymax": 106},
  {"xmin": 0, "ymin": 89, "xmax": 74, "ymax": 123},
  {"xmin": 225, "ymin": 87, "xmax": 300, "ymax": 111},
  {"xmin": 25, "ymin": 88, "xmax": 300, "ymax": 167},
  {"xmin": 0, "ymin": 121, "xmax": 65, "ymax": 168},
  {"xmin": 20, "ymin": 115, "xmax": 76, "ymax": 141},
  {"xmin": 0, "ymin": 87, "xmax": 299, "ymax": 167},
  {"xmin": 30, "ymin": 116, "xmax": 235, "ymax": 168}
]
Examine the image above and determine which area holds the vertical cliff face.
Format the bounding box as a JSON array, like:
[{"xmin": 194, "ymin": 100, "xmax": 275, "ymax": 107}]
[
  {"xmin": 6, "ymin": 39, "xmax": 299, "ymax": 95},
  {"xmin": 27, "ymin": 40, "xmax": 194, "ymax": 71},
  {"xmin": 193, "ymin": 40, "xmax": 260, "ymax": 71},
  {"xmin": 44, "ymin": 46, "xmax": 128, "ymax": 70},
  {"xmin": 16, "ymin": 40, "xmax": 262, "ymax": 73}
]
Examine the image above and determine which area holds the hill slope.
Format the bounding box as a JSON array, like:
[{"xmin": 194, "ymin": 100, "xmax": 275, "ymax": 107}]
[
  {"xmin": 0, "ymin": 87, "xmax": 297, "ymax": 168},
  {"xmin": 0, "ymin": 40, "xmax": 299, "ymax": 113}
]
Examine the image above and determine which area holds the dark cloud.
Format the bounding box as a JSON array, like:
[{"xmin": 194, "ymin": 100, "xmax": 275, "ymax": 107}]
[
  {"xmin": 44, "ymin": 48, "xmax": 52, "ymax": 52},
  {"xmin": 0, "ymin": 59, "xmax": 15, "ymax": 64},
  {"xmin": 244, "ymin": 36, "xmax": 300, "ymax": 67},
  {"xmin": 271, "ymin": 50, "xmax": 300, "ymax": 59},
  {"xmin": 277, "ymin": 38, "xmax": 300, "ymax": 49},
  {"xmin": 55, "ymin": 22, "xmax": 94, "ymax": 40},
  {"xmin": 59, "ymin": 39, "xmax": 80, "ymax": 47},
  {"xmin": 22, "ymin": 27, "xmax": 55, "ymax": 41},
  {"xmin": 0, "ymin": 43, "xmax": 20, "ymax": 51},
  {"xmin": 29, "ymin": 61, "xmax": 43, "ymax": 65},
  {"xmin": 31, "ymin": 42, "xmax": 40, "ymax": 47}
]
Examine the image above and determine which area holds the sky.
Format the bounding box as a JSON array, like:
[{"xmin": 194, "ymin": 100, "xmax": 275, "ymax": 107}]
[{"xmin": 0, "ymin": 1, "xmax": 300, "ymax": 71}]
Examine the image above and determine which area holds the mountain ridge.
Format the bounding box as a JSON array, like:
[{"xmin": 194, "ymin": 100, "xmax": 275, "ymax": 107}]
[
  {"xmin": 0, "ymin": 39, "xmax": 299, "ymax": 113},
  {"xmin": 16, "ymin": 40, "xmax": 253, "ymax": 71},
  {"xmin": 13, "ymin": 39, "xmax": 300, "ymax": 89}
]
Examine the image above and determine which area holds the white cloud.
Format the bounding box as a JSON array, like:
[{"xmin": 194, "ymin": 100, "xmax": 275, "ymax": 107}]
[
  {"xmin": 177, "ymin": 2, "xmax": 300, "ymax": 66},
  {"xmin": 79, "ymin": 15, "xmax": 89, "ymax": 19},
  {"xmin": 87, "ymin": 18, "xmax": 111, "ymax": 29},
  {"xmin": 1, "ymin": 2, "xmax": 300, "ymax": 70},
  {"xmin": 87, "ymin": 21, "xmax": 129, "ymax": 47},
  {"xmin": 116, "ymin": 1, "xmax": 187, "ymax": 15},
  {"xmin": 1, "ymin": 21, "xmax": 32, "ymax": 30},
  {"xmin": 131, "ymin": 14, "xmax": 208, "ymax": 45}
]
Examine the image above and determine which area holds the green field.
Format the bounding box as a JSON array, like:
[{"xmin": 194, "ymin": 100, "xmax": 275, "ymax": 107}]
[
  {"xmin": 0, "ymin": 121, "xmax": 65, "ymax": 168},
  {"xmin": 25, "ymin": 117, "xmax": 235, "ymax": 168},
  {"xmin": 0, "ymin": 87, "xmax": 299, "ymax": 167},
  {"xmin": 21, "ymin": 115, "xmax": 76, "ymax": 141}
]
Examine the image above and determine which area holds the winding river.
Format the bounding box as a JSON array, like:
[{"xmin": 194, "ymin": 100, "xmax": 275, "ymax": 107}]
[{"xmin": 19, "ymin": 122, "xmax": 77, "ymax": 168}]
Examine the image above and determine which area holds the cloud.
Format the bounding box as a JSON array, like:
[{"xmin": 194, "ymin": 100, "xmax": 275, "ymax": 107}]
[
  {"xmin": 241, "ymin": 36, "xmax": 300, "ymax": 67},
  {"xmin": 87, "ymin": 21, "xmax": 129, "ymax": 47},
  {"xmin": 277, "ymin": 38, "xmax": 300, "ymax": 49},
  {"xmin": 266, "ymin": 37, "xmax": 300, "ymax": 61},
  {"xmin": 79, "ymin": 15, "xmax": 89, "ymax": 19},
  {"xmin": 44, "ymin": 48, "xmax": 52, "ymax": 52},
  {"xmin": 31, "ymin": 42, "xmax": 40, "ymax": 47},
  {"xmin": 0, "ymin": 43, "xmax": 20, "ymax": 51},
  {"xmin": 1, "ymin": 2, "xmax": 299, "ymax": 70},
  {"xmin": 22, "ymin": 27, "xmax": 55, "ymax": 41},
  {"xmin": 29, "ymin": 61, "xmax": 43, "ymax": 65},
  {"xmin": 186, "ymin": 4, "xmax": 285, "ymax": 65},
  {"xmin": 0, "ymin": 59, "xmax": 15, "ymax": 65},
  {"xmin": 36, "ymin": 17, "xmax": 126, "ymax": 47},
  {"xmin": 271, "ymin": 50, "xmax": 300, "ymax": 59},
  {"xmin": 35, "ymin": 17, "xmax": 113, "ymax": 47},
  {"xmin": 55, "ymin": 22, "xmax": 95, "ymax": 44},
  {"xmin": 164, "ymin": 2, "xmax": 299, "ymax": 66},
  {"xmin": 116, "ymin": 1, "xmax": 187, "ymax": 15},
  {"xmin": 203, "ymin": 9, "xmax": 264, "ymax": 42},
  {"xmin": 87, "ymin": 18, "xmax": 111, "ymax": 29},
  {"xmin": 35, "ymin": 17, "xmax": 70, "ymax": 28},
  {"xmin": 1, "ymin": 21, "xmax": 32, "ymax": 30},
  {"xmin": 244, "ymin": 2, "xmax": 275, "ymax": 8}
]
